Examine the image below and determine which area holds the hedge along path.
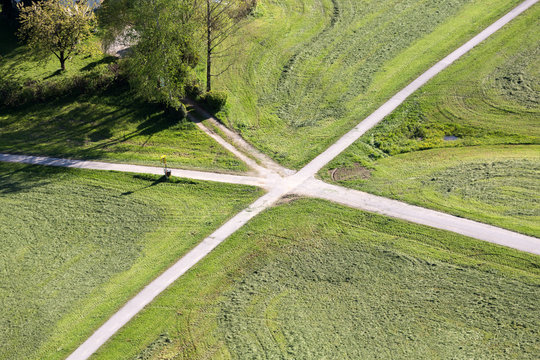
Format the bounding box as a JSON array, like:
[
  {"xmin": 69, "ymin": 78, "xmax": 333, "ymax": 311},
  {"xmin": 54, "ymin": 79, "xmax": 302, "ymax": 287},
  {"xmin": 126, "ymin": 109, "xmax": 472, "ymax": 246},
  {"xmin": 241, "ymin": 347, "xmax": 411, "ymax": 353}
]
[{"xmin": 0, "ymin": 0, "xmax": 534, "ymax": 358}]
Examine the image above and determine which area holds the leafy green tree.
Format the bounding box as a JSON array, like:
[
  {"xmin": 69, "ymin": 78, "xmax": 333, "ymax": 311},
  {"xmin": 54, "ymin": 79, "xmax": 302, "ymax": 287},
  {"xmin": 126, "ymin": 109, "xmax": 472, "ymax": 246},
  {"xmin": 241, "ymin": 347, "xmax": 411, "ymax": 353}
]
[
  {"xmin": 99, "ymin": 0, "xmax": 199, "ymax": 109},
  {"xmin": 17, "ymin": 0, "xmax": 96, "ymax": 71},
  {"xmin": 97, "ymin": 0, "xmax": 135, "ymax": 48}
]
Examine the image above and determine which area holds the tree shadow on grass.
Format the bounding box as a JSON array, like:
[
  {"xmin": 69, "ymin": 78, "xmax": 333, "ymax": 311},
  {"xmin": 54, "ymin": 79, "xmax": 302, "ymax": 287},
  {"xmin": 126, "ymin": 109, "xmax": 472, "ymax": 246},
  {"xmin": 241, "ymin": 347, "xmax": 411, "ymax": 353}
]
[
  {"xmin": 81, "ymin": 56, "xmax": 117, "ymax": 72},
  {"xmin": 120, "ymin": 175, "xmax": 168, "ymax": 196},
  {"xmin": 43, "ymin": 69, "xmax": 64, "ymax": 80},
  {"xmin": 0, "ymin": 85, "xmax": 181, "ymax": 160},
  {"xmin": 0, "ymin": 163, "xmax": 68, "ymax": 194},
  {"xmin": 120, "ymin": 174, "xmax": 197, "ymax": 196}
]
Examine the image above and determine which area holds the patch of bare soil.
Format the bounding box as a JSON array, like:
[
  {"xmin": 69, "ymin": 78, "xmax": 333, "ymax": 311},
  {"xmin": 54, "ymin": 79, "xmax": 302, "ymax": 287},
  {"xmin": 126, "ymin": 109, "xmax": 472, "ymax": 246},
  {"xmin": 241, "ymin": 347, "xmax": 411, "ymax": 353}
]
[
  {"xmin": 329, "ymin": 163, "xmax": 371, "ymax": 181},
  {"xmin": 276, "ymin": 194, "xmax": 302, "ymax": 205}
]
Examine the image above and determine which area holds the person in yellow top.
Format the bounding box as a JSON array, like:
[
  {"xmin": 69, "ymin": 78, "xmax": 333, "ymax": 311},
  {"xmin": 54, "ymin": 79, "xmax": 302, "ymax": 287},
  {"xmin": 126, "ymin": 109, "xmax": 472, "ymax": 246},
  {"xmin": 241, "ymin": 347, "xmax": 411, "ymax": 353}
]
[{"xmin": 160, "ymin": 155, "xmax": 171, "ymax": 178}]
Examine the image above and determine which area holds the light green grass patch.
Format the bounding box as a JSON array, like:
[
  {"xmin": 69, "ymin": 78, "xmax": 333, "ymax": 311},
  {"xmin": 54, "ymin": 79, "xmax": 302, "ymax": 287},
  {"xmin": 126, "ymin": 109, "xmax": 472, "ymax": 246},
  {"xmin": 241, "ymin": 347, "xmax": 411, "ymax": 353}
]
[
  {"xmin": 93, "ymin": 199, "xmax": 540, "ymax": 360},
  {"xmin": 323, "ymin": 145, "xmax": 540, "ymax": 237},
  {"xmin": 0, "ymin": 163, "xmax": 261, "ymax": 359},
  {"xmin": 212, "ymin": 0, "xmax": 522, "ymax": 168}
]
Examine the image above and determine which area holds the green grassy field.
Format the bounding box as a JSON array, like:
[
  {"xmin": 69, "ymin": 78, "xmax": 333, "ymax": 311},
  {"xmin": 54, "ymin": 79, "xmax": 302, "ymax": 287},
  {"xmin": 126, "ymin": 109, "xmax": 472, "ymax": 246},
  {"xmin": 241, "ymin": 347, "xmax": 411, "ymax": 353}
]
[
  {"xmin": 0, "ymin": 163, "xmax": 261, "ymax": 360},
  {"xmin": 92, "ymin": 199, "xmax": 540, "ymax": 359},
  {"xmin": 0, "ymin": 86, "xmax": 249, "ymax": 172},
  {"xmin": 324, "ymin": 145, "xmax": 540, "ymax": 237},
  {"xmin": 211, "ymin": 0, "xmax": 523, "ymax": 168},
  {"xmin": 321, "ymin": 6, "xmax": 539, "ymax": 236}
]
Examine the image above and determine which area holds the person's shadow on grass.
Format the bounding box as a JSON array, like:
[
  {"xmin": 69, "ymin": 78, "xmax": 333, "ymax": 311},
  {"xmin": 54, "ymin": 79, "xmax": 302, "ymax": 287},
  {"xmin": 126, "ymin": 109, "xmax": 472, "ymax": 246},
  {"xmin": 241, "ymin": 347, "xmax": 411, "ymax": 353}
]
[{"xmin": 120, "ymin": 175, "xmax": 168, "ymax": 196}]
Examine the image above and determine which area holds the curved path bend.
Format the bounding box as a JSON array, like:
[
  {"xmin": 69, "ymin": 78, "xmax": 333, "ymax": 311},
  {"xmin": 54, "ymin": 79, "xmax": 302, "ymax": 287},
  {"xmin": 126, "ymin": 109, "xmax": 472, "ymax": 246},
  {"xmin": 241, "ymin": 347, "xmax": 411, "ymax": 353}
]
[{"xmin": 0, "ymin": 1, "xmax": 536, "ymax": 358}]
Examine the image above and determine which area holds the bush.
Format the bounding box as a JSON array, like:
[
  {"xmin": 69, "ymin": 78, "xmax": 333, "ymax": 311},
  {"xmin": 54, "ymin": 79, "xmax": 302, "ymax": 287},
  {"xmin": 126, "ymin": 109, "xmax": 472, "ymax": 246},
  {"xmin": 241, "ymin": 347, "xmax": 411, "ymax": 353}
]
[
  {"xmin": 166, "ymin": 97, "xmax": 188, "ymax": 120},
  {"xmin": 185, "ymin": 82, "xmax": 203, "ymax": 99},
  {"xmin": 0, "ymin": 76, "xmax": 23, "ymax": 107},
  {"xmin": 177, "ymin": 102, "xmax": 188, "ymax": 119},
  {"xmin": 201, "ymin": 91, "xmax": 227, "ymax": 111}
]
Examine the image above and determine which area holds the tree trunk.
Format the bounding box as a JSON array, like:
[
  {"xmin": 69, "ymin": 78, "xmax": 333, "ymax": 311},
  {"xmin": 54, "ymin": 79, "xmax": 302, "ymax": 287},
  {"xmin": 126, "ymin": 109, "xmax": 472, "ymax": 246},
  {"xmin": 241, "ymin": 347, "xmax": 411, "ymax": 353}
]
[
  {"xmin": 206, "ymin": 0, "xmax": 212, "ymax": 92},
  {"xmin": 59, "ymin": 51, "xmax": 66, "ymax": 71}
]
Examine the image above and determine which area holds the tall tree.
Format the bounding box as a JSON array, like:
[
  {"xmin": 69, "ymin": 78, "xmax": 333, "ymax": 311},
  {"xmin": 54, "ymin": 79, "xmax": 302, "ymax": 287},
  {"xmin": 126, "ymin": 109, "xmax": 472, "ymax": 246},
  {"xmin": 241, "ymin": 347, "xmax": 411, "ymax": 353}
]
[
  {"xmin": 203, "ymin": 0, "xmax": 255, "ymax": 92},
  {"xmin": 97, "ymin": 0, "xmax": 136, "ymax": 50},
  {"xmin": 100, "ymin": 0, "xmax": 199, "ymax": 109},
  {"xmin": 17, "ymin": 0, "xmax": 96, "ymax": 71}
]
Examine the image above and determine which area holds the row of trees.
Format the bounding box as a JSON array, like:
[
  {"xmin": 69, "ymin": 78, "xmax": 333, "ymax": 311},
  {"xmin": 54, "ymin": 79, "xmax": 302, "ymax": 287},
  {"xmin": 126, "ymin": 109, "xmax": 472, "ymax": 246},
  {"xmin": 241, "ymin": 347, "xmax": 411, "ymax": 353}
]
[{"xmin": 14, "ymin": 0, "xmax": 256, "ymax": 109}]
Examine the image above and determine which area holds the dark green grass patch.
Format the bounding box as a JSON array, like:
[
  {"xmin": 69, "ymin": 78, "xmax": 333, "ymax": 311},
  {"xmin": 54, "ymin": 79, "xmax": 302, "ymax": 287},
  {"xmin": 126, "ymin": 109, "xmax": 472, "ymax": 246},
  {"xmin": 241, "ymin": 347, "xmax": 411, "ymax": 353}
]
[
  {"xmin": 0, "ymin": 163, "xmax": 261, "ymax": 359},
  {"xmin": 93, "ymin": 199, "xmax": 540, "ymax": 360},
  {"xmin": 0, "ymin": 86, "xmax": 248, "ymax": 172},
  {"xmin": 213, "ymin": 0, "xmax": 522, "ymax": 168},
  {"xmin": 322, "ymin": 145, "xmax": 540, "ymax": 237}
]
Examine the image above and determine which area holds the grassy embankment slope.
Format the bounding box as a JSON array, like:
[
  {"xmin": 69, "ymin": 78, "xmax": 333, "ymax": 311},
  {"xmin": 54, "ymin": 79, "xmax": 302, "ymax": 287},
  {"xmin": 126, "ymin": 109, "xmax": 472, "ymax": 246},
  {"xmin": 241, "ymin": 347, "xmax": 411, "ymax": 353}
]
[
  {"xmin": 0, "ymin": 18, "xmax": 247, "ymax": 173},
  {"xmin": 212, "ymin": 0, "xmax": 522, "ymax": 168},
  {"xmin": 0, "ymin": 163, "xmax": 261, "ymax": 360},
  {"xmin": 93, "ymin": 199, "xmax": 540, "ymax": 359},
  {"xmin": 321, "ymin": 6, "xmax": 540, "ymax": 237}
]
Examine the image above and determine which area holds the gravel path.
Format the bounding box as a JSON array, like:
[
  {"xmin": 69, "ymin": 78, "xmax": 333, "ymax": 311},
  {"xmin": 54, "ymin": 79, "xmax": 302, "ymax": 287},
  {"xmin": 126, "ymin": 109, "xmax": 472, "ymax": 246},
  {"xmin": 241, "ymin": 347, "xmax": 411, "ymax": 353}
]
[
  {"xmin": 297, "ymin": 178, "xmax": 540, "ymax": 255},
  {"xmin": 185, "ymin": 99, "xmax": 295, "ymax": 177},
  {"xmin": 0, "ymin": 154, "xmax": 269, "ymax": 188}
]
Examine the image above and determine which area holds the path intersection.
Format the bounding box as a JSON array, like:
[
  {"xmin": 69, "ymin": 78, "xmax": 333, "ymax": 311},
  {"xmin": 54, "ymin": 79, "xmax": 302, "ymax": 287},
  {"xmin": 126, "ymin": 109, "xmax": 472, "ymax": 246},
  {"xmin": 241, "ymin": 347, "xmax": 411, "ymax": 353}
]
[{"xmin": 0, "ymin": 1, "xmax": 538, "ymax": 359}]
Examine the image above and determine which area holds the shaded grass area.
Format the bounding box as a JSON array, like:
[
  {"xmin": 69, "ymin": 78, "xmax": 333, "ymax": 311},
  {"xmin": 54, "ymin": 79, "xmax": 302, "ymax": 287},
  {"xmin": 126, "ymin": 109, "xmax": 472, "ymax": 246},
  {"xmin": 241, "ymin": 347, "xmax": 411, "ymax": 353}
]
[
  {"xmin": 324, "ymin": 146, "xmax": 540, "ymax": 237},
  {"xmin": 0, "ymin": 85, "xmax": 248, "ymax": 173},
  {"xmin": 0, "ymin": 163, "xmax": 262, "ymax": 359},
  {"xmin": 213, "ymin": 0, "xmax": 522, "ymax": 168},
  {"xmin": 93, "ymin": 199, "xmax": 540, "ymax": 360},
  {"xmin": 0, "ymin": 17, "xmax": 247, "ymax": 173}
]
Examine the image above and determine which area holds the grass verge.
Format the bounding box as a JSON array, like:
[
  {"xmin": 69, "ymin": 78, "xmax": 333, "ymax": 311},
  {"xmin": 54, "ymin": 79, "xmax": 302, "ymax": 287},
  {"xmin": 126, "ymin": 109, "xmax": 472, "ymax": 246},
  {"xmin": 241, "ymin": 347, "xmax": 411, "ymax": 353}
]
[
  {"xmin": 93, "ymin": 198, "xmax": 540, "ymax": 359},
  {"xmin": 0, "ymin": 163, "xmax": 262, "ymax": 359}
]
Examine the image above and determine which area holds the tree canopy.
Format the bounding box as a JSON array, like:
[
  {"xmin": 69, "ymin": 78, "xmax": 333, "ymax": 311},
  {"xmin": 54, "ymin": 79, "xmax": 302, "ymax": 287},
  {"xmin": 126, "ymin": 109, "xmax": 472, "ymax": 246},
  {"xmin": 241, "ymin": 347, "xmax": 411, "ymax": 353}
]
[
  {"xmin": 98, "ymin": 0, "xmax": 199, "ymax": 109},
  {"xmin": 17, "ymin": 0, "xmax": 97, "ymax": 71}
]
